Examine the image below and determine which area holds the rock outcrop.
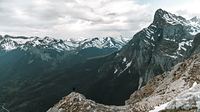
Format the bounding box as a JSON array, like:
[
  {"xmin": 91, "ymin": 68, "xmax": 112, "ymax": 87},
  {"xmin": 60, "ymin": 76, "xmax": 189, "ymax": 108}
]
[{"xmin": 47, "ymin": 92, "xmax": 131, "ymax": 112}]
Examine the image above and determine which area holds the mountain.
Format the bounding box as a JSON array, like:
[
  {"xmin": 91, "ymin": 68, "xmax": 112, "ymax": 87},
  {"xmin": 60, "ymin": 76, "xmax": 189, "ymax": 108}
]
[
  {"xmin": 0, "ymin": 35, "xmax": 128, "ymax": 70},
  {"xmin": 2, "ymin": 9, "xmax": 200, "ymax": 112},
  {"xmin": 47, "ymin": 52, "xmax": 200, "ymax": 112},
  {"xmin": 0, "ymin": 35, "xmax": 129, "ymax": 112},
  {"xmin": 127, "ymin": 54, "xmax": 200, "ymax": 112},
  {"xmin": 0, "ymin": 35, "xmax": 128, "ymax": 51},
  {"xmin": 76, "ymin": 9, "xmax": 200, "ymax": 105}
]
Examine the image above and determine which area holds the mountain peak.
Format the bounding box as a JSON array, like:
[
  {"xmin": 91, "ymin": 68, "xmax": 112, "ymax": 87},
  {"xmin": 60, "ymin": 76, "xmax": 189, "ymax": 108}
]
[
  {"xmin": 155, "ymin": 8, "xmax": 168, "ymax": 15},
  {"xmin": 153, "ymin": 9, "xmax": 187, "ymax": 26},
  {"xmin": 191, "ymin": 16, "xmax": 200, "ymax": 23},
  {"xmin": 153, "ymin": 9, "xmax": 169, "ymax": 22}
]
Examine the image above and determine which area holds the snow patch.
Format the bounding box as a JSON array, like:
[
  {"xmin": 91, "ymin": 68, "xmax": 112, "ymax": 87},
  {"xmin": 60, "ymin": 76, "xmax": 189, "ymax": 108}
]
[
  {"xmin": 1, "ymin": 41, "xmax": 17, "ymax": 51},
  {"xmin": 149, "ymin": 102, "xmax": 169, "ymax": 112},
  {"xmin": 150, "ymin": 82, "xmax": 200, "ymax": 112},
  {"xmin": 114, "ymin": 68, "xmax": 118, "ymax": 74},
  {"xmin": 164, "ymin": 38, "xmax": 175, "ymax": 42},
  {"xmin": 164, "ymin": 54, "xmax": 178, "ymax": 59},
  {"xmin": 138, "ymin": 77, "xmax": 143, "ymax": 89},
  {"xmin": 123, "ymin": 57, "xmax": 126, "ymax": 63},
  {"xmin": 118, "ymin": 61, "xmax": 132, "ymax": 76}
]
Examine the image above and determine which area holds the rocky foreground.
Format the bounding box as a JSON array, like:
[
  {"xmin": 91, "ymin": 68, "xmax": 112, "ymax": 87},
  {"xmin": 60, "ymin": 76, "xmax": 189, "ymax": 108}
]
[
  {"xmin": 47, "ymin": 53, "xmax": 200, "ymax": 112},
  {"xmin": 47, "ymin": 92, "xmax": 130, "ymax": 112}
]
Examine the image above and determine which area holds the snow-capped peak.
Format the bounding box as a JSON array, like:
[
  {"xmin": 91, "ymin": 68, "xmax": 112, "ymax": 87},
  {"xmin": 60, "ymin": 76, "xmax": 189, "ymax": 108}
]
[
  {"xmin": 2, "ymin": 35, "xmax": 36, "ymax": 45},
  {"xmin": 154, "ymin": 9, "xmax": 187, "ymax": 25},
  {"xmin": 190, "ymin": 16, "xmax": 200, "ymax": 23},
  {"xmin": 154, "ymin": 9, "xmax": 200, "ymax": 35},
  {"xmin": 78, "ymin": 37, "xmax": 129, "ymax": 50},
  {"xmin": 0, "ymin": 35, "xmax": 129, "ymax": 51}
]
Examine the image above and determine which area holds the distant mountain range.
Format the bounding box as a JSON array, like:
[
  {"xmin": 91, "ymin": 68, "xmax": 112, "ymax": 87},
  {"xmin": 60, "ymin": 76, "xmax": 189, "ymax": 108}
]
[
  {"xmin": 1, "ymin": 9, "xmax": 200, "ymax": 112},
  {"xmin": 0, "ymin": 35, "xmax": 128, "ymax": 51},
  {"xmin": 0, "ymin": 35, "xmax": 128, "ymax": 72},
  {"xmin": 0, "ymin": 35, "xmax": 129, "ymax": 112}
]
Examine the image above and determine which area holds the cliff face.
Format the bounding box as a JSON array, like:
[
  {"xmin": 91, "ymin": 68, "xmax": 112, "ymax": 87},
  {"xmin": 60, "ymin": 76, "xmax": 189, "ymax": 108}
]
[
  {"xmin": 127, "ymin": 54, "xmax": 200, "ymax": 112},
  {"xmin": 48, "ymin": 53, "xmax": 200, "ymax": 112}
]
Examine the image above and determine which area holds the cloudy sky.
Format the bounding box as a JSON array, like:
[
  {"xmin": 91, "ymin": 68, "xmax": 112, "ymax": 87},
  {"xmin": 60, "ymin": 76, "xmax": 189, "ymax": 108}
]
[{"xmin": 0, "ymin": 0, "xmax": 200, "ymax": 39}]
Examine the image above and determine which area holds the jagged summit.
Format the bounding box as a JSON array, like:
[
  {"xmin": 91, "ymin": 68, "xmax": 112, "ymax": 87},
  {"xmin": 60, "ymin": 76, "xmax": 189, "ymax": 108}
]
[
  {"xmin": 153, "ymin": 9, "xmax": 200, "ymax": 35},
  {"xmin": 153, "ymin": 9, "xmax": 186, "ymax": 25},
  {"xmin": 190, "ymin": 16, "xmax": 200, "ymax": 23}
]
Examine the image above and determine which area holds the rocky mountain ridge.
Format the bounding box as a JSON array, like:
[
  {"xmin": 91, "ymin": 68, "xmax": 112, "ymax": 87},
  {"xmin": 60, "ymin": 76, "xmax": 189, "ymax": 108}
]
[
  {"xmin": 47, "ymin": 9, "xmax": 200, "ymax": 112},
  {"xmin": 48, "ymin": 49, "xmax": 200, "ymax": 112},
  {"xmin": 78, "ymin": 9, "xmax": 200, "ymax": 106}
]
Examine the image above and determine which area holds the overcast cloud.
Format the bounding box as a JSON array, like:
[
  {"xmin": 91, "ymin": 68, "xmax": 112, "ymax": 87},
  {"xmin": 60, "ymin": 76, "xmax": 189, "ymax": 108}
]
[{"xmin": 0, "ymin": 0, "xmax": 200, "ymax": 39}]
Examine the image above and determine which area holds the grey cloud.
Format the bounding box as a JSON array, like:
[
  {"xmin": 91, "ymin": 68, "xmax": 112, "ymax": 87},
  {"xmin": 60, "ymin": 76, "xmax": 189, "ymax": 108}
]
[{"xmin": 0, "ymin": 0, "xmax": 152, "ymax": 38}]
